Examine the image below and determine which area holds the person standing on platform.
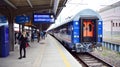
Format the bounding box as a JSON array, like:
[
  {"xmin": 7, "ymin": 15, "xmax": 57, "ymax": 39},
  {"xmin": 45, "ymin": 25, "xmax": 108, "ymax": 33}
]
[
  {"xmin": 40, "ymin": 31, "xmax": 44, "ymax": 39},
  {"xmin": 18, "ymin": 31, "xmax": 27, "ymax": 59},
  {"xmin": 31, "ymin": 32, "xmax": 34, "ymax": 42},
  {"xmin": 43, "ymin": 31, "xmax": 46, "ymax": 39},
  {"xmin": 37, "ymin": 31, "xmax": 40, "ymax": 42}
]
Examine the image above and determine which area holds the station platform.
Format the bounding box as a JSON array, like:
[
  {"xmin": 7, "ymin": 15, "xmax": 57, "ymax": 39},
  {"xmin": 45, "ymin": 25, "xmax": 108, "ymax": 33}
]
[
  {"xmin": 0, "ymin": 35, "xmax": 82, "ymax": 67},
  {"xmin": 104, "ymin": 37, "xmax": 120, "ymax": 45}
]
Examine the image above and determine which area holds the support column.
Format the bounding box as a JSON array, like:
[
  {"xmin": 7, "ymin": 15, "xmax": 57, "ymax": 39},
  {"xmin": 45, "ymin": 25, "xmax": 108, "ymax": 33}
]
[
  {"xmin": 22, "ymin": 24, "xmax": 24, "ymax": 32},
  {"xmin": 19, "ymin": 24, "xmax": 22, "ymax": 32},
  {"xmin": 8, "ymin": 16, "xmax": 14, "ymax": 51}
]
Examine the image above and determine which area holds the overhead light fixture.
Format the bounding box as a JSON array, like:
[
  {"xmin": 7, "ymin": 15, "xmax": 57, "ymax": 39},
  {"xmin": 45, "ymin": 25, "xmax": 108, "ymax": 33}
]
[
  {"xmin": 27, "ymin": 0, "xmax": 33, "ymax": 8},
  {"xmin": 4, "ymin": 0, "xmax": 17, "ymax": 9}
]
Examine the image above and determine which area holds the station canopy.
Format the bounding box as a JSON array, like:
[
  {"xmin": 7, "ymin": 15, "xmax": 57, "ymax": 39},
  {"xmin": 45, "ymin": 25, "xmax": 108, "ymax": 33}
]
[{"xmin": 0, "ymin": 0, "xmax": 67, "ymax": 30}]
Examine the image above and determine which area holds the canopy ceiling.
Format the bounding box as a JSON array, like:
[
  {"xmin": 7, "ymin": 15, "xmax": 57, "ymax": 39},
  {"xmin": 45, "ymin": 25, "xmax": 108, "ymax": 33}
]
[{"xmin": 0, "ymin": 0, "xmax": 67, "ymax": 30}]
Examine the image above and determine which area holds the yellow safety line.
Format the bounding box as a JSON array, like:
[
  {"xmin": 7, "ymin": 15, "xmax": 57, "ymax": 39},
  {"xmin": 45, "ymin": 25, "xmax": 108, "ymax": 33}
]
[
  {"xmin": 56, "ymin": 44, "xmax": 71, "ymax": 67},
  {"xmin": 33, "ymin": 35, "xmax": 71, "ymax": 67},
  {"xmin": 50, "ymin": 36, "xmax": 71, "ymax": 67}
]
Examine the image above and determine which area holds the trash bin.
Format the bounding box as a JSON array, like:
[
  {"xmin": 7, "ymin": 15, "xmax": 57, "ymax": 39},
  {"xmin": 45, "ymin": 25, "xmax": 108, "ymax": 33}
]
[{"xmin": 0, "ymin": 26, "xmax": 9, "ymax": 57}]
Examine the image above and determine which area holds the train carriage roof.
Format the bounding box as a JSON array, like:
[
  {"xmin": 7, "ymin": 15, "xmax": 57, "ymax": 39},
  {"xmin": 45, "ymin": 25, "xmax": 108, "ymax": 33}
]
[
  {"xmin": 73, "ymin": 9, "xmax": 102, "ymax": 21},
  {"xmin": 60, "ymin": 9, "xmax": 102, "ymax": 26},
  {"xmin": 47, "ymin": 9, "xmax": 102, "ymax": 31}
]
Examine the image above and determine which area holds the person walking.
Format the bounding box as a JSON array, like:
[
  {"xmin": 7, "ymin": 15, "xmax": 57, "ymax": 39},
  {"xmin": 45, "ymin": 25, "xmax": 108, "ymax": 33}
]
[
  {"xmin": 37, "ymin": 31, "xmax": 40, "ymax": 42},
  {"xmin": 40, "ymin": 31, "xmax": 44, "ymax": 39},
  {"xmin": 18, "ymin": 31, "xmax": 27, "ymax": 59},
  {"xmin": 26, "ymin": 31, "xmax": 30, "ymax": 47},
  {"xmin": 43, "ymin": 31, "xmax": 46, "ymax": 39}
]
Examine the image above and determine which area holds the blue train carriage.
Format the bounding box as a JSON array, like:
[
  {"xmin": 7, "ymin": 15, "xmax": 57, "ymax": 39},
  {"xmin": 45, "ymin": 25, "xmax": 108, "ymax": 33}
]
[
  {"xmin": 57, "ymin": 9, "xmax": 102, "ymax": 52},
  {"xmin": 70, "ymin": 9, "xmax": 103, "ymax": 52},
  {"xmin": 52, "ymin": 9, "xmax": 103, "ymax": 53}
]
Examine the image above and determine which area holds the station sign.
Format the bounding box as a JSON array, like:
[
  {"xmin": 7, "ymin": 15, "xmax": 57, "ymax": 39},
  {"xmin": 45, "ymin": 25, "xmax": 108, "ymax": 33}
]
[
  {"xmin": 0, "ymin": 16, "xmax": 7, "ymax": 23},
  {"xmin": 15, "ymin": 16, "xmax": 30, "ymax": 24},
  {"xmin": 33, "ymin": 13, "xmax": 55, "ymax": 23}
]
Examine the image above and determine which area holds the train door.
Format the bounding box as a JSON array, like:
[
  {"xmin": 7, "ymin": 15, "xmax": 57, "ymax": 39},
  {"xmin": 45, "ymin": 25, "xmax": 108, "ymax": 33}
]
[{"xmin": 83, "ymin": 20, "xmax": 94, "ymax": 42}]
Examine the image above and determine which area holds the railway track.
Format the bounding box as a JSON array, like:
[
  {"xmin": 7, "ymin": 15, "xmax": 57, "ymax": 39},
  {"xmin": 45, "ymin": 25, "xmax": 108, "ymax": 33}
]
[
  {"xmin": 50, "ymin": 34, "xmax": 114, "ymax": 67},
  {"xmin": 75, "ymin": 53, "xmax": 113, "ymax": 67}
]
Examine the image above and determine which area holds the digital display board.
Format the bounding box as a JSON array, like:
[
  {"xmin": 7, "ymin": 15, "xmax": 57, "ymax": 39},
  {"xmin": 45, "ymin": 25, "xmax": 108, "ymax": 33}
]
[
  {"xmin": 33, "ymin": 13, "xmax": 55, "ymax": 23},
  {"xmin": 15, "ymin": 16, "xmax": 30, "ymax": 24},
  {"xmin": 0, "ymin": 16, "xmax": 7, "ymax": 23}
]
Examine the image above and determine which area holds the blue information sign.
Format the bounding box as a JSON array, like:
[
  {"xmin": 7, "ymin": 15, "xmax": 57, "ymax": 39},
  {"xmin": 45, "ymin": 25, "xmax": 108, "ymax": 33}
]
[
  {"xmin": 15, "ymin": 16, "xmax": 30, "ymax": 24},
  {"xmin": 0, "ymin": 16, "xmax": 7, "ymax": 23},
  {"xmin": 33, "ymin": 13, "xmax": 54, "ymax": 23}
]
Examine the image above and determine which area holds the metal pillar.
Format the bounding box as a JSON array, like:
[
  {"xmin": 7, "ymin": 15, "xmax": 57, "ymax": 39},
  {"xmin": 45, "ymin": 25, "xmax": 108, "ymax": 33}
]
[
  {"xmin": 8, "ymin": 16, "xmax": 14, "ymax": 51},
  {"xmin": 19, "ymin": 24, "xmax": 22, "ymax": 32},
  {"xmin": 22, "ymin": 24, "xmax": 24, "ymax": 32},
  {"xmin": 104, "ymin": 42, "xmax": 106, "ymax": 47},
  {"xmin": 119, "ymin": 46, "xmax": 120, "ymax": 52}
]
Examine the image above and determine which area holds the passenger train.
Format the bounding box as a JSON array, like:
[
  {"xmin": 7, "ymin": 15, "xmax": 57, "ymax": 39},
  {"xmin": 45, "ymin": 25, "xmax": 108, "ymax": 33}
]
[{"xmin": 48, "ymin": 9, "xmax": 103, "ymax": 53}]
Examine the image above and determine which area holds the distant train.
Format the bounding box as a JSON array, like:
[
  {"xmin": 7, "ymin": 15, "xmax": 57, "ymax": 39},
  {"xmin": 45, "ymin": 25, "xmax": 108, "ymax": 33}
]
[{"xmin": 49, "ymin": 9, "xmax": 103, "ymax": 53}]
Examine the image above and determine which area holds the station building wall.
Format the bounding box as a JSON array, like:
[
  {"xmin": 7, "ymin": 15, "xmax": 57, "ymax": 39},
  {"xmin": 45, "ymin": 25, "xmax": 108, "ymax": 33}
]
[{"xmin": 99, "ymin": 1, "xmax": 120, "ymax": 38}]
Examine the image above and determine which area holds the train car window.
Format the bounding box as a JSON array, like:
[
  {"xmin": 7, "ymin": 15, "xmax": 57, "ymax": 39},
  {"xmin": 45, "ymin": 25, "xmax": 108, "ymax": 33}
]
[
  {"xmin": 119, "ymin": 23, "xmax": 120, "ymax": 27},
  {"xmin": 89, "ymin": 24, "xmax": 92, "ymax": 31}
]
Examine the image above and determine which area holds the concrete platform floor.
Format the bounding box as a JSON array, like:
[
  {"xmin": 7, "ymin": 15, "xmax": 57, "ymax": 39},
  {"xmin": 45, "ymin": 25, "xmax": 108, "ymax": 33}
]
[{"xmin": 0, "ymin": 35, "xmax": 82, "ymax": 67}]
